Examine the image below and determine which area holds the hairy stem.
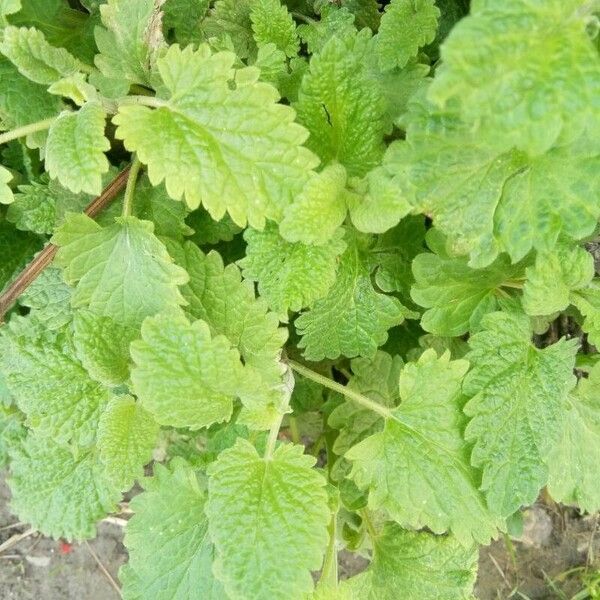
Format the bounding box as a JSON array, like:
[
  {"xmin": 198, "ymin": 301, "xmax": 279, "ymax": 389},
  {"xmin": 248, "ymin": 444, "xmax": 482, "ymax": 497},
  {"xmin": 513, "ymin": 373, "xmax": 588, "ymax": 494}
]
[
  {"xmin": 0, "ymin": 117, "xmax": 57, "ymax": 145},
  {"xmin": 288, "ymin": 360, "xmax": 392, "ymax": 419},
  {"xmin": 264, "ymin": 365, "xmax": 295, "ymax": 460},
  {"xmin": 0, "ymin": 166, "xmax": 131, "ymax": 323},
  {"xmin": 122, "ymin": 155, "xmax": 142, "ymax": 217},
  {"xmin": 319, "ymin": 511, "xmax": 339, "ymax": 589}
]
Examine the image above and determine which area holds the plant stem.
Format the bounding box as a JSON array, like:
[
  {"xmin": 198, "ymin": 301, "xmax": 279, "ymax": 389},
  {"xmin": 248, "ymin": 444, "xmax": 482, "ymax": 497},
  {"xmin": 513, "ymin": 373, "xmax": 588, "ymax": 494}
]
[
  {"xmin": 319, "ymin": 512, "xmax": 339, "ymax": 589},
  {"xmin": 264, "ymin": 414, "xmax": 284, "ymax": 460},
  {"xmin": 121, "ymin": 155, "xmax": 142, "ymax": 217},
  {"xmin": 0, "ymin": 117, "xmax": 57, "ymax": 145},
  {"xmin": 117, "ymin": 95, "xmax": 165, "ymax": 109},
  {"xmin": 288, "ymin": 416, "xmax": 300, "ymax": 444},
  {"xmin": 288, "ymin": 360, "xmax": 391, "ymax": 419},
  {"xmin": 360, "ymin": 509, "xmax": 378, "ymax": 542}
]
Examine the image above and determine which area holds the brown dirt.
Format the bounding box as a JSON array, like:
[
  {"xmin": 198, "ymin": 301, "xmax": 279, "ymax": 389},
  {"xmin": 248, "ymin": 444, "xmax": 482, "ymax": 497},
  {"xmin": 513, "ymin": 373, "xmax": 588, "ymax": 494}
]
[{"xmin": 1, "ymin": 471, "xmax": 598, "ymax": 599}]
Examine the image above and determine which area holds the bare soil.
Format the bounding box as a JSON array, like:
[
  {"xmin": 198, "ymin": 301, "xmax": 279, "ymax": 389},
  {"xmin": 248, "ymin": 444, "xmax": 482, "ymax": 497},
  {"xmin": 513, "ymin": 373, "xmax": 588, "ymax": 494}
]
[{"xmin": 0, "ymin": 472, "xmax": 598, "ymax": 599}]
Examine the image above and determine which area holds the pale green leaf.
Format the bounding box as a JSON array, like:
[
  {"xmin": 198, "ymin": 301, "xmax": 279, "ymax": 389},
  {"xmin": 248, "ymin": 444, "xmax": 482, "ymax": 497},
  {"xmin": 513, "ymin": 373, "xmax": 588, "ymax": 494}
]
[
  {"xmin": 73, "ymin": 309, "xmax": 138, "ymax": 386},
  {"xmin": 121, "ymin": 460, "xmax": 226, "ymax": 600},
  {"xmin": 167, "ymin": 243, "xmax": 288, "ymax": 429},
  {"xmin": 0, "ymin": 166, "xmax": 13, "ymax": 204},
  {"xmin": 411, "ymin": 230, "xmax": 527, "ymax": 336},
  {"xmin": 240, "ymin": 224, "xmax": 346, "ymax": 314},
  {"xmin": 463, "ymin": 309, "xmax": 578, "ymax": 516},
  {"xmin": 365, "ymin": 523, "xmax": 478, "ymax": 600},
  {"xmin": 97, "ymin": 396, "xmax": 159, "ymax": 491},
  {"xmin": 206, "ymin": 439, "xmax": 330, "ymax": 600},
  {"xmin": 347, "ymin": 350, "xmax": 500, "ymax": 544},
  {"xmin": 131, "ymin": 310, "xmax": 244, "ymax": 429},
  {"xmin": 547, "ymin": 363, "xmax": 600, "ymax": 513},
  {"xmin": 0, "ymin": 324, "xmax": 110, "ymax": 446},
  {"xmin": 0, "ymin": 26, "xmax": 84, "ymax": 85},
  {"xmin": 428, "ymin": 0, "xmax": 600, "ymax": 155},
  {"xmin": 377, "ymin": 0, "xmax": 440, "ymax": 71},
  {"xmin": 0, "ymin": 0, "xmax": 21, "ymax": 16},
  {"xmin": 296, "ymin": 232, "xmax": 407, "ymax": 361},
  {"xmin": 250, "ymin": 0, "xmax": 298, "ymax": 57},
  {"xmin": 279, "ymin": 164, "xmax": 348, "ymax": 246},
  {"xmin": 572, "ymin": 281, "xmax": 600, "ymax": 348},
  {"xmin": 48, "ymin": 73, "xmax": 98, "ymax": 105},
  {"xmin": 522, "ymin": 244, "xmax": 593, "ymax": 316},
  {"xmin": 53, "ymin": 214, "xmax": 189, "ymax": 327},
  {"xmin": 45, "ymin": 102, "xmax": 110, "ymax": 195},
  {"xmin": 8, "ymin": 431, "xmax": 121, "ymax": 540},
  {"xmin": 114, "ymin": 44, "xmax": 317, "ymax": 227},
  {"xmin": 297, "ymin": 6, "xmax": 356, "ymax": 55},
  {"xmin": 295, "ymin": 29, "xmax": 386, "ymax": 178},
  {"xmin": 95, "ymin": 0, "xmax": 165, "ymax": 86}
]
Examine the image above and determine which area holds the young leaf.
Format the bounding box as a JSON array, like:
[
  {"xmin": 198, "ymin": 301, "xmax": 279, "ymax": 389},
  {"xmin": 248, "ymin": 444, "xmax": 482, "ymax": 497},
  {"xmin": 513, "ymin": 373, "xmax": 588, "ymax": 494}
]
[
  {"xmin": 130, "ymin": 310, "xmax": 244, "ymax": 430},
  {"xmin": 0, "ymin": 26, "xmax": 85, "ymax": 85},
  {"xmin": 295, "ymin": 29, "xmax": 386, "ymax": 178},
  {"xmin": 53, "ymin": 214, "xmax": 189, "ymax": 327},
  {"xmin": 0, "ymin": 166, "xmax": 13, "ymax": 205},
  {"xmin": 0, "ymin": 324, "xmax": 110, "ymax": 446},
  {"xmin": 376, "ymin": 0, "xmax": 440, "ymax": 71},
  {"xmin": 0, "ymin": 0, "xmax": 21, "ymax": 16},
  {"xmin": 168, "ymin": 243, "xmax": 288, "ymax": 429},
  {"xmin": 279, "ymin": 163, "xmax": 349, "ymax": 246},
  {"xmin": 428, "ymin": 0, "xmax": 600, "ymax": 155},
  {"xmin": 411, "ymin": 230, "xmax": 527, "ymax": 336},
  {"xmin": 297, "ymin": 6, "xmax": 356, "ymax": 55},
  {"xmin": 72, "ymin": 309, "xmax": 138, "ymax": 386},
  {"xmin": 94, "ymin": 0, "xmax": 165, "ymax": 86},
  {"xmin": 347, "ymin": 350, "xmax": 500, "ymax": 544},
  {"xmin": 547, "ymin": 363, "xmax": 600, "ymax": 513},
  {"xmin": 206, "ymin": 439, "xmax": 330, "ymax": 600},
  {"xmin": 44, "ymin": 102, "xmax": 110, "ymax": 195},
  {"xmin": 362, "ymin": 523, "xmax": 479, "ymax": 600},
  {"xmin": 121, "ymin": 460, "xmax": 226, "ymax": 600},
  {"xmin": 250, "ymin": 0, "xmax": 298, "ymax": 57},
  {"xmin": 8, "ymin": 431, "xmax": 121, "ymax": 540},
  {"xmin": 572, "ymin": 281, "xmax": 600, "ymax": 348},
  {"xmin": 114, "ymin": 44, "xmax": 318, "ymax": 227},
  {"xmin": 463, "ymin": 309, "xmax": 578, "ymax": 516},
  {"xmin": 97, "ymin": 395, "xmax": 159, "ymax": 491},
  {"xmin": 296, "ymin": 232, "xmax": 408, "ymax": 361},
  {"xmin": 240, "ymin": 224, "xmax": 346, "ymax": 314},
  {"xmin": 200, "ymin": 0, "xmax": 255, "ymax": 59}
]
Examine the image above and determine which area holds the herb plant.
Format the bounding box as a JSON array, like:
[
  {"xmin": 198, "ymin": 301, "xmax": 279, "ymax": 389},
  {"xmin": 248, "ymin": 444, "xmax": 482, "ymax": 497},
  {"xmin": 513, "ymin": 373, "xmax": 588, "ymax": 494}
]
[{"xmin": 0, "ymin": 0, "xmax": 599, "ymax": 598}]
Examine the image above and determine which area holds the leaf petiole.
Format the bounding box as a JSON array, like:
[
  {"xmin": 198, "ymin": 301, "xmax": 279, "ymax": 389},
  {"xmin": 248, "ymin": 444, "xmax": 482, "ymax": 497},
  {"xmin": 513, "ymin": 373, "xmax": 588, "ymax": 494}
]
[
  {"xmin": 0, "ymin": 117, "xmax": 57, "ymax": 145},
  {"xmin": 121, "ymin": 155, "xmax": 142, "ymax": 217}
]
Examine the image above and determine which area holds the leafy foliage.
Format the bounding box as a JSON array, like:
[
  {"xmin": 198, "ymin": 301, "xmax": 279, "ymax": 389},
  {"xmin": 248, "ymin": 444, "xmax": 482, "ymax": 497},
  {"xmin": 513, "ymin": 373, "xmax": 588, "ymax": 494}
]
[{"xmin": 1, "ymin": 0, "xmax": 599, "ymax": 598}]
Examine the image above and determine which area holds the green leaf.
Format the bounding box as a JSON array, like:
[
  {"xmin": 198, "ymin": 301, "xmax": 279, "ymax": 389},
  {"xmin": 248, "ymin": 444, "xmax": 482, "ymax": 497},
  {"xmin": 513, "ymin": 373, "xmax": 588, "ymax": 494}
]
[
  {"xmin": 72, "ymin": 309, "xmax": 138, "ymax": 386},
  {"xmin": 186, "ymin": 208, "xmax": 241, "ymax": 246},
  {"xmin": 114, "ymin": 44, "xmax": 317, "ymax": 227},
  {"xmin": 401, "ymin": 93, "xmax": 600, "ymax": 266},
  {"xmin": 347, "ymin": 350, "xmax": 500, "ymax": 544},
  {"xmin": 297, "ymin": 6, "xmax": 356, "ymax": 55},
  {"xmin": 0, "ymin": 323, "xmax": 110, "ymax": 446},
  {"xmin": 0, "ymin": 26, "xmax": 85, "ymax": 85},
  {"xmin": 547, "ymin": 363, "xmax": 600, "ymax": 513},
  {"xmin": 206, "ymin": 439, "xmax": 330, "ymax": 600},
  {"xmin": 0, "ymin": 56, "xmax": 62, "ymax": 147},
  {"xmin": 53, "ymin": 214, "xmax": 189, "ymax": 327},
  {"xmin": 522, "ymin": 244, "xmax": 593, "ymax": 316},
  {"xmin": 7, "ymin": 175, "xmax": 92, "ymax": 235},
  {"xmin": 411, "ymin": 230, "xmax": 527, "ymax": 336},
  {"xmin": 8, "ymin": 431, "xmax": 121, "ymax": 540},
  {"xmin": 130, "ymin": 310, "xmax": 244, "ymax": 430},
  {"xmin": 572, "ymin": 281, "xmax": 600, "ymax": 348},
  {"xmin": 0, "ymin": 0, "xmax": 21, "ymax": 16},
  {"xmin": 121, "ymin": 460, "xmax": 226, "ymax": 600},
  {"xmin": 296, "ymin": 232, "xmax": 407, "ymax": 361},
  {"xmin": 97, "ymin": 395, "xmax": 159, "ymax": 491},
  {"xmin": 364, "ymin": 523, "xmax": 478, "ymax": 600},
  {"xmin": 199, "ymin": 0, "xmax": 254, "ymax": 59},
  {"xmin": 163, "ymin": 0, "xmax": 209, "ymax": 46},
  {"xmin": 44, "ymin": 102, "xmax": 110, "ymax": 195},
  {"xmin": 377, "ymin": 0, "xmax": 440, "ymax": 71},
  {"xmin": 95, "ymin": 0, "xmax": 165, "ymax": 86},
  {"xmin": 0, "ymin": 166, "xmax": 13, "ymax": 205},
  {"xmin": 250, "ymin": 0, "xmax": 298, "ymax": 57},
  {"xmin": 0, "ymin": 219, "xmax": 41, "ymax": 294},
  {"xmin": 428, "ymin": 0, "xmax": 600, "ymax": 155},
  {"xmin": 18, "ymin": 266, "xmax": 73, "ymax": 330},
  {"xmin": 168, "ymin": 243, "xmax": 288, "ymax": 429},
  {"xmin": 279, "ymin": 164, "xmax": 348, "ymax": 246},
  {"xmin": 295, "ymin": 29, "xmax": 386, "ymax": 178},
  {"xmin": 240, "ymin": 224, "xmax": 346, "ymax": 314},
  {"xmin": 463, "ymin": 309, "xmax": 578, "ymax": 516}
]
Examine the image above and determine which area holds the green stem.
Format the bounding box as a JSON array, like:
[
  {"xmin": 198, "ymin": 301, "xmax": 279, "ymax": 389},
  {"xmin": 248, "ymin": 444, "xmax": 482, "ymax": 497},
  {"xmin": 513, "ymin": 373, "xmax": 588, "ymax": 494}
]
[
  {"xmin": 0, "ymin": 117, "xmax": 57, "ymax": 145},
  {"xmin": 121, "ymin": 155, "xmax": 142, "ymax": 217},
  {"xmin": 264, "ymin": 413, "xmax": 284, "ymax": 460},
  {"xmin": 288, "ymin": 416, "xmax": 300, "ymax": 444},
  {"xmin": 360, "ymin": 509, "xmax": 378, "ymax": 542},
  {"xmin": 288, "ymin": 360, "xmax": 391, "ymax": 419},
  {"xmin": 117, "ymin": 95, "xmax": 165, "ymax": 109},
  {"xmin": 320, "ymin": 512, "xmax": 339, "ymax": 589}
]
